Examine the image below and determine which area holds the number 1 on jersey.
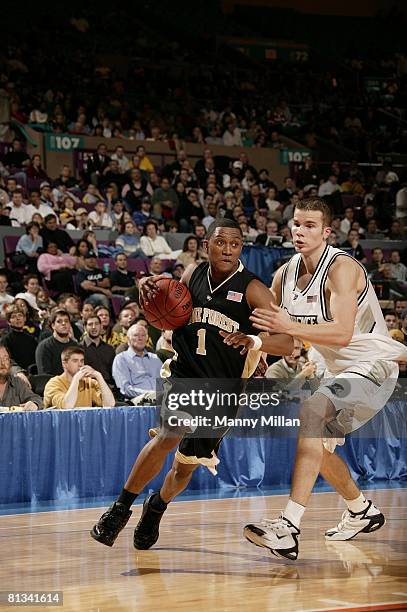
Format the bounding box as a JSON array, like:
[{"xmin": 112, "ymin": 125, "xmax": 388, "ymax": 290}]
[{"xmin": 196, "ymin": 328, "xmax": 206, "ymax": 355}]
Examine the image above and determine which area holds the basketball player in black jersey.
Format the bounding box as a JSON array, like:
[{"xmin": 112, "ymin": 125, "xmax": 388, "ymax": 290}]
[{"xmin": 91, "ymin": 219, "xmax": 294, "ymax": 549}]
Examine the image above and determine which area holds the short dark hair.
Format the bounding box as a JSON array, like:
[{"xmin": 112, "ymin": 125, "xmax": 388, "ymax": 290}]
[
  {"xmin": 24, "ymin": 273, "xmax": 39, "ymax": 285},
  {"xmin": 384, "ymin": 310, "xmax": 397, "ymax": 318},
  {"xmin": 206, "ymin": 218, "xmax": 243, "ymax": 239},
  {"xmin": 143, "ymin": 220, "xmax": 158, "ymax": 234},
  {"xmin": 114, "ymin": 251, "xmax": 127, "ymax": 260},
  {"xmin": 61, "ymin": 346, "xmax": 84, "ymax": 362},
  {"xmin": 44, "ymin": 214, "xmax": 56, "ymax": 224},
  {"xmin": 85, "ymin": 315, "xmax": 102, "ymax": 326},
  {"xmin": 294, "ymin": 197, "xmax": 332, "ymax": 226},
  {"xmin": 50, "ymin": 308, "xmax": 71, "ymax": 325}
]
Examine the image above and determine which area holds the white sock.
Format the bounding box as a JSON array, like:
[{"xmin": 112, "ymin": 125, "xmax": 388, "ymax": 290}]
[
  {"xmin": 345, "ymin": 492, "xmax": 368, "ymax": 514},
  {"xmin": 283, "ymin": 499, "xmax": 306, "ymax": 528}
]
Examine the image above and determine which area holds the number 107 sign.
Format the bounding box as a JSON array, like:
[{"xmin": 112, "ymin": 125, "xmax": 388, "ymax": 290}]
[
  {"xmin": 45, "ymin": 134, "xmax": 84, "ymax": 152},
  {"xmin": 280, "ymin": 149, "xmax": 311, "ymax": 165}
]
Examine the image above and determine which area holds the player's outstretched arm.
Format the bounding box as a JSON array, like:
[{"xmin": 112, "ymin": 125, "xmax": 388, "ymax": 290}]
[
  {"xmin": 250, "ymin": 257, "xmax": 358, "ymax": 347},
  {"xmin": 220, "ymin": 276, "xmax": 294, "ymax": 356}
]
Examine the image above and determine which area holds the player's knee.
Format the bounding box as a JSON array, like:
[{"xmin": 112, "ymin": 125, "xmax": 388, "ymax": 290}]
[
  {"xmin": 172, "ymin": 461, "xmax": 197, "ymax": 481},
  {"xmin": 154, "ymin": 431, "xmax": 182, "ymax": 452},
  {"xmin": 298, "ymin": 398, "xmax": 330, "ymax": 433}
]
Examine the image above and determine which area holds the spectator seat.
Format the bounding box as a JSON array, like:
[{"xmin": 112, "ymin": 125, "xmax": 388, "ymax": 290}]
[{"xmin": 3, "ymin": 235, "xmax": 23, "ymax": 271}]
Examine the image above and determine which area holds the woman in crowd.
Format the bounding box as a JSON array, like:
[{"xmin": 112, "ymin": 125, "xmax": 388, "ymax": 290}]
[
  {"xmin": 31, "ymin": 213, "xmax": 44, "ymax": 227},
  {"xmin": 111, "ymin": 305, "xmax": 138, "ymax": 349},
  {"xmin": 74, "ymin": 239, "xmax": 93, "ymax": 270},
  {"xmin": 37, "ymin": 242, "xmax": 76, "ymax": 293},
  {"xmin": 176, "ymin": 235, "xmax": 206, "ymax": 268},
  {"xmin": 94, "ymin": 305, "xmax": 117, "ymax": 346},
  {"xmin": 13, "ymin": 295, "xmax": 41, "ymax": 338},
  {"xmin": 82, "ymin": 230, "xmax": 99, "ymax": 256},
  {"xmin": 75, "ymin": 302, "xmax": 95, "ymax": 335},
  {"xmin": 95, "ymin": 306, "xmax": 130, "ymax": 350},
  {"xmin": 115, "ymin": 220, "xmax": 144, "ymax": 258},
  {"xmin": 140, "ymin": 220, "xmax": 173, "ymax": 259},
  {"xmin": 15, "ymin": 221, "xmax": 43, "ymax": 271},
  {"xmin": 26, "ymin": 154, "xmax": 49, "ymax": 181},
  {"xmin": 122, "ymin": 211, "xmax": 133, "ymax": 224},
  {"xmin": 58, "ymin": 196, "xmax": 76, "ymax": 226}
]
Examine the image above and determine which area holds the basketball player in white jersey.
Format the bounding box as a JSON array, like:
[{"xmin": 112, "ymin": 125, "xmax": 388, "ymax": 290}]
[{"xmin": 242, "ymin": 197, "xmax": 407, "ymax": 560}]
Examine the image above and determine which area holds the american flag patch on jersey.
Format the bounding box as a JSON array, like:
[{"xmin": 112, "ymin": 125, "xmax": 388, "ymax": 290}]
[
  {"xmin": 307, "ymin": 295, "xmax": 318, "ymax": 303},
  {"xmin": 227, "ymin": 290, "xmax": 243, "ymax": 302}
]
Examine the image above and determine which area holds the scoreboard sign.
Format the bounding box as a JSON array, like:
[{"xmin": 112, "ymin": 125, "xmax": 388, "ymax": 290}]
[
  {"xmin": 45, "ymin": 134, "xmax": 84, "ymax": 152},
  {"xmin": 280, "ymin": 149, "xmax": 311, "ymax": 165}
]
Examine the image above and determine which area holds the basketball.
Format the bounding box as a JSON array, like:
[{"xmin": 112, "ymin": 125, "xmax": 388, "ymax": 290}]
[{"xmin": 142, "ymin": 278, "xmax": 193, "ymax": 330}]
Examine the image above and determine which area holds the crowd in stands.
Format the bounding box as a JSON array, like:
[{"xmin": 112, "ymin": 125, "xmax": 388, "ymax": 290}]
[
  {"xmin": 0, "ymin": 136, "xmax": 405, "ymax": 412},
  {"xmin": 1, "ymin": 4, "xmax": 406, "ymax": 160}
]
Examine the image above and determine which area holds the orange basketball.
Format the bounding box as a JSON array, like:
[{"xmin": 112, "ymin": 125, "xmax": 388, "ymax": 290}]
[{"xmin": 142, "ymin": 277, "xmax": 193, "ymax": 330}]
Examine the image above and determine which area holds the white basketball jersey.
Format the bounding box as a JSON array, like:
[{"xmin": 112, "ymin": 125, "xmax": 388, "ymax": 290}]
[{"xmin": 280, "ymin": 244, "xmax": 404, "ymax": 378}]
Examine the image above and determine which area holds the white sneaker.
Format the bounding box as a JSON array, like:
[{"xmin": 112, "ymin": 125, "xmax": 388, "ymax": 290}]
[
  {"xmin": 244, "ymin": 515, "xmax": 300, "ymax": 560},
  {"xmin": 325, "ymin": 500, "xmax": 385, "ymax": 541}
]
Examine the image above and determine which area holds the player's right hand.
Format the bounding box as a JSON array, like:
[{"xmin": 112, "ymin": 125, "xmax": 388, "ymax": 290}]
[{"xmin": 139, "ymin": 274, "xmax": 168, "ymax": 305}]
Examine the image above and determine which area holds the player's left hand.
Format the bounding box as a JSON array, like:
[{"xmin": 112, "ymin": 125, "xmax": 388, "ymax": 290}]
[
  {"xmin": 250, "ymin": 302, "xmax": 293, "ymax": 334},
  {"xmin": 219, "ymin": 330, "xmax": 255, "ymax": 355}
]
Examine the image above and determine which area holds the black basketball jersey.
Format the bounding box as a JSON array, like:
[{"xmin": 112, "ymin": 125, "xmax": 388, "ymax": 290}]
[{"xmin": 170, "ymin": 261, "xmax": 259, "ymax": 378}]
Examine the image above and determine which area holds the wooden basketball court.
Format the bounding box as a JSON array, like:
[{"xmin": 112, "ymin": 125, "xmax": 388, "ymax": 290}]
[{"xmin": 0, "ymin": 488, "xmax": 405, "ymax": 612}]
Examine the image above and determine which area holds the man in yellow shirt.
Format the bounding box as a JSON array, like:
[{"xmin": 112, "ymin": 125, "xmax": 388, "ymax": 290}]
[
  {"xmin": 136, "ymin": 145, "xmax": 154, "ymax": 173},
  {"xmin": 44, "ymin": 346, "xmax": 115, "ymax": 409}
]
